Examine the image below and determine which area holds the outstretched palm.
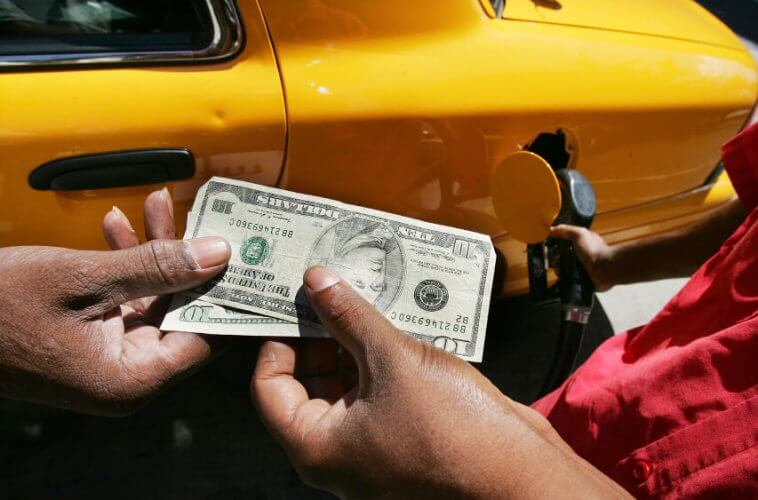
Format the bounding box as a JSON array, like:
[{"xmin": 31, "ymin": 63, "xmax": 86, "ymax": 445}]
[{"xmin": 96, "ymin": 190, "xmax": 221, "ymax": 410}]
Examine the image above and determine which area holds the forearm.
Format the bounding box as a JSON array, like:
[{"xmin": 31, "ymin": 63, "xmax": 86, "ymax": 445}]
[
  {"xmin": 511, "ymin": 447, "xmax": 630, "ymax": 499},
  {"xmin": 449, "ymin": 400, "xmax": 629, "ymax": 499},
  {"xmin": 601, "ymin": 198, "xmax": 746, "ymax": 286}
]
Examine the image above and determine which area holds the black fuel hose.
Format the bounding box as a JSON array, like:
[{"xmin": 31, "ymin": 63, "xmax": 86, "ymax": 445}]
[
  {"xmin": 538, "ymin": 240, "xmax": 594, "ymax": 398},
  {"xmin": 538, "ymin": 316, "xmax": 588, "ymax": 397}
]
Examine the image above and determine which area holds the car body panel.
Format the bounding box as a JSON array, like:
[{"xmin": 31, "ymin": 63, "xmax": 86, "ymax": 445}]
[
  {"xmin": 503, "ymin": 0, "xmax": 745, "ymax": 50},
  {"xmin": 0, "ymin": 0, "xmax": 285, "ymax": 249},
  {"xmin": 1, "ymin": 0, "xmax": 756, "ymax": 298},
  {"xmin": 257, "ymin": 0, "xmax": 756, "ymax": 294}
]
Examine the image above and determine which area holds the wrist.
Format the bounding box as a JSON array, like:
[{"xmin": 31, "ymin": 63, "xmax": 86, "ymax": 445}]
[
  {"xmin": 445, "ymin": 403, "xmax": 627, "ymax": 499},
  {"xmin": 441, "ymin": 404, "xmax": 564, "ymax": 498},
  {"xmin": 593, "ymin": 247, "xmax": 618, "ymax": 291}
]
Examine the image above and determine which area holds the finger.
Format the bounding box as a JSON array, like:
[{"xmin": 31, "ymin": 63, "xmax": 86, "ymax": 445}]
[
  {"xmin": 159, "ymin": 330, "xmax": 225, "ymax": 375},
  {"xmin": 549, "ymin": 224, "xmax": 585, "ymax": 243},
  {"xmin": 144, "ymin": 188, "xmax": 177, "ymax": 241},
  {"xmin": 550, "ymin": 225, "xmax": 600, "ymax": 282},
  {"xmin": 103, "ymin": 206, "xmax": 140, "ymax": 250},
  {"xmin": 120, "ymin": 326, "xmax": 224, "ymax": 396},
  {"xmin": 66, "ymin": 237, "xmax": 231, "ymax": 317},
  {"xmin": 303, "ymin": 266, "xmax": 412, "ymax": 373},
  {"xmin": 252, "ymin": 340, "xmax": 310, "ymax": 442},
  {"xmin": 103, "ymin": 207, "xmax": 152, "ymax": 315}
]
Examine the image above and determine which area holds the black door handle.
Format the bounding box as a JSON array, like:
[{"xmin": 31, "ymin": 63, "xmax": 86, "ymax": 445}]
[{"xmin": 29, "ymin": 149, "xmax": 195, "ymax": 191}]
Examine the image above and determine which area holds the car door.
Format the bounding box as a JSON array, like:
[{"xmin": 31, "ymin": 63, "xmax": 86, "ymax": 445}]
[
  {"xmin": 257, "ymin": 0, "xmax": 753, "ymax": 296},
  {"xmin": 0, "ymin": 0, "xmax": 286, "ymax": 249}
]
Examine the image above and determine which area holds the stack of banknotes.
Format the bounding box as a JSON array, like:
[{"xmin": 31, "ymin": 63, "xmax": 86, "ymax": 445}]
[{"xmin": 160, "ymin": 177, "xmax": 496, "ymax": 362}]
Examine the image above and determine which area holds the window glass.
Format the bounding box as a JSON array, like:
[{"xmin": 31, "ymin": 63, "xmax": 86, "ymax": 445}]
[
  {"xmin": 489, "ymin": 0, "xmax": 504, "ymax": 17},
  {"xmin": 0, "ymin": 0, "xmax": 217, "ymax": 56}
]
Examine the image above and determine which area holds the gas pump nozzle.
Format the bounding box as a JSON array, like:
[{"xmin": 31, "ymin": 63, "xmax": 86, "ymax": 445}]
[{"xmin": 551, "ymin": 168, "xmax": 596, "ymax": 313}]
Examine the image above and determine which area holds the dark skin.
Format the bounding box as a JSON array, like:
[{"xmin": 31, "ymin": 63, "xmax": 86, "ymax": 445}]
[
  {"xmin": 2, "ymin": 189, "xmax": 631, "ymax": 497},
  {"xmin": 250, "ymin": 269, "xmax": 629, "ymax": 498},
  {"xmin": 245, "ymin": 200, "xmax": 747, "ymax": 498},
  {"xmin": 551, "ymin": 198, "xmax": 746, "ymax": 291},
  {"xmin": 0, "ymin": 189, "xmax": 231, "ymax": 416},
  {"xmin": 102, "ymin": 192, "xmax": 628, "ymax": 498},
  {"xmin": 9, "ymin": 186, "xmax": 730, "ymax": 497},
  {"xmin": 99, "ymin": 191, "xmax": 742, "ymax": 497}
]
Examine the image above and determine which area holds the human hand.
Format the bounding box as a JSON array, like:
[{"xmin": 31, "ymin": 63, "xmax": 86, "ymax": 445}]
[
  {"xmin": 252, "ymin": 267, "xmax": 627, "ymax": 498},
  {"xmin": 550, "ymin": 225, "xmax": 615, "ymax": 291},
  {"xmin": 0, "ymin": 189, "xmax": 230, "ymax": 415}
]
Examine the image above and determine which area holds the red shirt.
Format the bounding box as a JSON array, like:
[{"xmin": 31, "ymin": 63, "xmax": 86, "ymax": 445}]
[{"xmin": 532, "ymin": 123, "xmax": 758, "ymax": 498}]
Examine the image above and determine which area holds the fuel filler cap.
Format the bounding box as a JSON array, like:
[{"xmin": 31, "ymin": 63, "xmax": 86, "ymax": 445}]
[{"xmin": 491, "ymin": 151, "xmax": 562, "ymax": 244}]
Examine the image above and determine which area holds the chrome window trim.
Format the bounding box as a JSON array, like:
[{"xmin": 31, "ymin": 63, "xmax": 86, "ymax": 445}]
[{"xmin": 0, "ymin": 0, "xmax": 243, "ymax": 68}]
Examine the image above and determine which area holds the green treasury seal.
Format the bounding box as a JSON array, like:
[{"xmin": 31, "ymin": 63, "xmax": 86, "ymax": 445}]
[{"xmin": 241, "ymin": 236, "xmax": 269, "ymax": 265}]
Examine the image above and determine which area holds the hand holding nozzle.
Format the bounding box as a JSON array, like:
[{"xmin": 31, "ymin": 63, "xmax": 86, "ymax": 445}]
[
  {"xmin": 549, "ymin": 169, "xmax": 597, "ymax": 312},
  {"xmin": 549, "ymin": 225, "xmax": 614, "ymax": 292}
]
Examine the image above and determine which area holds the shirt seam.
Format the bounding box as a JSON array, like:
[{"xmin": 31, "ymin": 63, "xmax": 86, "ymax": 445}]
[
  {"xmin": 620, "ymin": 396, "xmax": 756, "ymax": 468},
  {"xmin": 650, "ymin": 439, "xmax": 757, "ymax": 495}
]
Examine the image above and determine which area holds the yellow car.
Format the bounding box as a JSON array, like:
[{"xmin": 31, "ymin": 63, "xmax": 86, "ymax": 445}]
[{"xmin": 0, "ymin": 0, "xmax": 755, "ymax": 296}]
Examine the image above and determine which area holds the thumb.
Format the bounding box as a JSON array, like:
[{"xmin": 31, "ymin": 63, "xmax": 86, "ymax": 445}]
[
  {"xmin": 303, "ymin": 266, "xmax": 414, "ymax": 374},
  {"xmin": 68, "ymin": 236, "xmax": 230, "ymax": 317}
]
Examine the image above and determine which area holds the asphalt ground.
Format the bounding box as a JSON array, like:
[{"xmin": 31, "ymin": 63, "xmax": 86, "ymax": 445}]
[{"xmin": 1, "ymin": 3, "xmax": 756, "ymax": 499}]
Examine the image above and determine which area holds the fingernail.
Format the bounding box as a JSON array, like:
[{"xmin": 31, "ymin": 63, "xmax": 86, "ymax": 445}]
[
  {"xmin": 112, "ymin": 206, "xmax": 135, "ymax": 233},
  {"xmin": 162, "ymin": 187, "xmax": 175, "ymax": 220},
  {"xmin": 186, "ymin": 236, "xmax": 231, "ymax": 269},
  {"xmin": 304, "ymin": 266, "xmax": 341, "ymax": 292}
]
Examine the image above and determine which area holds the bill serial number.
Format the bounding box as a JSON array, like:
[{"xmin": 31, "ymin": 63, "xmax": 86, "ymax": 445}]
[
  {"xmin": 389, "ymin": 311, "xmax": 468, "ymax": 333},
  {"xmin": 229, "ymin": 218, "xmax": 294, "ymax": 238}
]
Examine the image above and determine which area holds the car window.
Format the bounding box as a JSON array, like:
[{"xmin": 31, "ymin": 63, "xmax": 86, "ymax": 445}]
[
  {"xmin": 489, "ymin": 0, "xmax": 504, "ymax": 17},
  {"xmin": 0, "ymin": 0, "xmax": 240, "ymax": 63}
]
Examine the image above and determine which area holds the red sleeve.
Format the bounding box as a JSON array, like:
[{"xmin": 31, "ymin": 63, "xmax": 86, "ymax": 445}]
[{"xmin": 722, "ymin": 122, "xmax": 758, "ymax": 211}]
